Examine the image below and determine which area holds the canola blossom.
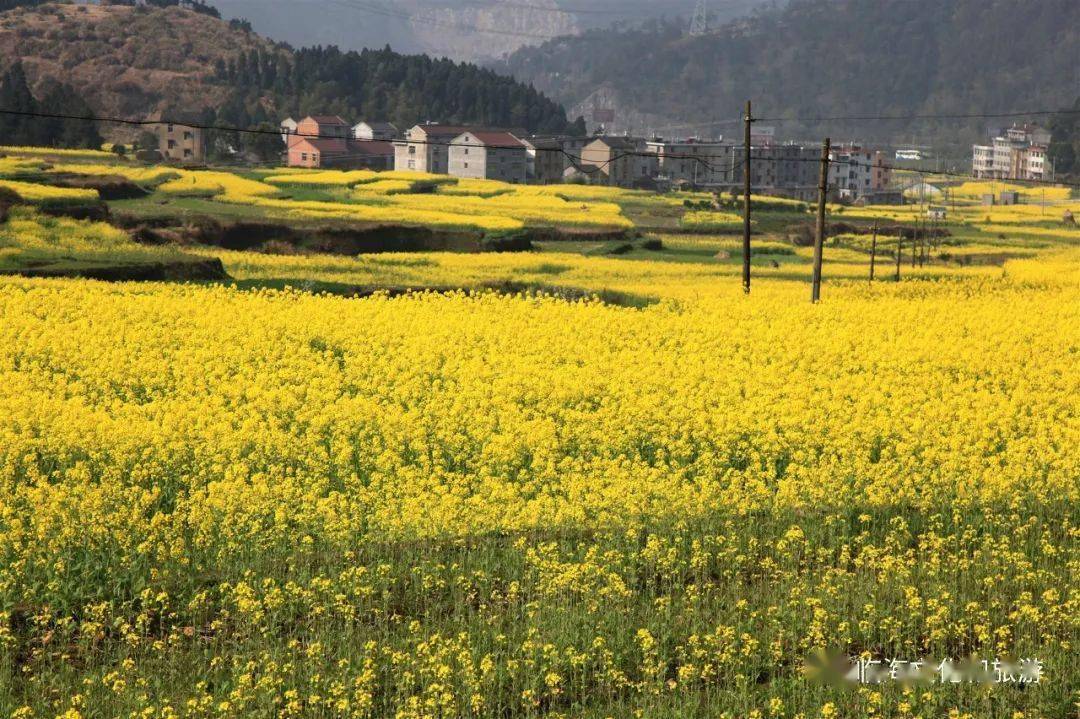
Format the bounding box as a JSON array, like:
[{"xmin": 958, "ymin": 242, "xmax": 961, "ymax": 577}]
[
  {"xmin": 0, "ymin": 179, "xmax": 99, "ymax": 205},
  {"xmin": 0, "ymin": 248, "xmax": 1077, "ymax": 718},
  {"xmin": 0, "ymin": 148, "xmax": 1077, "ymax": 717}
]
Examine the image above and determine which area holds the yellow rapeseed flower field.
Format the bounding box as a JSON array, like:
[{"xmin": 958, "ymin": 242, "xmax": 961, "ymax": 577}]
[
  {"xmin": 0, "ymin": 147, "xmax": 1077, "ymax": 717},
  {"xmin": 0, "ymin": 236, "xmax": 1076, "ymax": 718}
]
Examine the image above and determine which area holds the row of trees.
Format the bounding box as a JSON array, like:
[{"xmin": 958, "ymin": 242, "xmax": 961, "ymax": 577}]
[
  {"xmin": 0, "ymin": 0, "xmax": 218, "ymax": 13},
  {"xmin": 205, "ymin": 45, "xmax": 584, "ymax": 160},
  {"xmin": 1048, "ymin": 98, "xmax": 1080, "ymax": 180},
  {"xmin": 0, "ymin": 62, "xmax": 102, "ymax": 149}
]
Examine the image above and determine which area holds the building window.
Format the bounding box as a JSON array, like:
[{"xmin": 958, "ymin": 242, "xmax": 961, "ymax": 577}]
[
  {"xmin": 408, "ymin": 146, "xmax": 416, "ymax": 155},
  {"xmin": 313, "ymin": 153, "xmax": 319, "ymax": 163},
  {"xmin": 301, "ymin": 152, "xmax": 308, "ymax": 161},
  {"xmin": 167, "ymin": 124, "xmax": 174, "ymax": 132},
  {"xmin": 464, "ymin": 148, "xmax": 469, "ymax": 155},
  {"xmin": 183, "ymin": 149, "xmax": 192, "ymax": 158},
  {"xmin": 183, "ymin": 131, "xmax": 193, "ymax": 140},
  {"xmin": 464, "ymin": 162, "xmax": 469, "ymax": 169},
  {"xmin": 168, "ymin": 140, "xmax": 176, "ymax": 149},
  {"xmin": 407, "ymin": 160, "xmax": 415, "ymax": 169}
]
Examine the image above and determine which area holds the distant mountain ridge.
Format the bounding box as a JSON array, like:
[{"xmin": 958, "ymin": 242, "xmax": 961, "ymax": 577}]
[
  {"xmin": 0, "ymin": 1, "xmax": 581, "ymax": 148},
  {"xmin": 494, "ymin": 0, "xmax": 1080, "ymax": 149},
  {"xmin": 209, "ymin": 0, "xmax": 771, "ymax": 62}
]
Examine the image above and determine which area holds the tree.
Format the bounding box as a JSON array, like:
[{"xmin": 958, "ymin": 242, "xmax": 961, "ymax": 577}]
[
  {"xmin": 136, "ymin": 130, "xmax": 160, "ymax": 152},
  {"xmin": 38, "ymin": 82, "xmax": 103, "ymax": 149},
  {"xmin": 0, "ymin": 62, "xmax": 42, "ymax": 146},
  {"xmin": 245, "ymin": 123, "xmax": 285, "ymax": 163}
]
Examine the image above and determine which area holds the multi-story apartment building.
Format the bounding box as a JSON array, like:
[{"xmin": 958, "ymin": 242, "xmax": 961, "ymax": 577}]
[
  {"xmin": 519, "ymin": 136, "xmax": 566, "ymax": 184},
  {"xmin": 578, "ymin": 136, "xmax": 658, "ymax": 187},
  {"xmin": 447, "ymin": 130, "xmax": 528, "ymax": 183},
  {"xmin": 158, "ymin": 121, "xmax": 206, "ymax": 163},
  {"xmin": 828, "ymin": 145, "xmax": 893, "ymax": 200},
  {"xmin": 645, "ymin": 138, "xmax": 732, "ymax": 187},
  {"xmin": 394, "ymin": 124, "xmax": 472, "ymax": 174},
  {"xmin": 972, "ymin": 124, "xmax": 1052, "ymax": 181}
]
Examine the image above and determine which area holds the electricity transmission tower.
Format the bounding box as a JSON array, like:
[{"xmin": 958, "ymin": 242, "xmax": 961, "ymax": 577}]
[{"xmin": 689, "ymin": 0, "xmax": 708, "ymax": 36}]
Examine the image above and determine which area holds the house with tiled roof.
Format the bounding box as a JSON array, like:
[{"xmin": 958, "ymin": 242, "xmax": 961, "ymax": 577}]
[
  {"xmin": 353, "ymin": 121, "xmax": 399, "ymax": 141},
  {"xmin": 448, "ymin": 130, "xmax": 527, "ymax": 183},
  {"xmin": 394, "ymin": 124, "xmax": 474, "ymax": 174},
  {"xmin": 285, "ymin": 116, "xmax": 393, "ymax": 169},
  {"xmin": 579, "ymin": 136, "xmax": 657, "ymax": 187}
]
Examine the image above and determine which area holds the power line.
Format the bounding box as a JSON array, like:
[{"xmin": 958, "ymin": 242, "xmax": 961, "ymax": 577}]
[
  {"xmin": 755, "ymin": 109, "xmax": 1080, "ymax": 123},
  {"xmin": 2, "ymin": 107, "xmax": 1077, "ymax": 188},
  {"xmin": 326, "ymin": 0, "xmax": 563, "ymax": 40}
]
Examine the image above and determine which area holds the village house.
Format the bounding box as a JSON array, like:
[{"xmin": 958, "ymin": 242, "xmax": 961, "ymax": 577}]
[
  {"xmin": 972, "ymin": 124, "xmax": 1052, "ymax": 181},
  {"xmin": 156, "ymin": 117, "xmax": 206, "ymax": 164},
  {"xmin": 828, "ymin": 145, "xmax": 892, "ymax": 200},
  {"xmin": 353, "ymin": 121, "xmax": 399, "ymax": 141},
  {"xmin": 280, "ymin": 117, "xmax": 297, "ymax": 144},
  {"xmin": 646, "ymin": 138, "xmax": 731, "ymax": 187},
  {"xmin": 447, "ymin": 130, "xmax": 528, "ymax": 183},
  {"xmin": 394, "ymin": 124, "xmax": 472, "ymax": 174},
  {"xmin": 728, "ymin": 144, "xmax": 821, "ymax": 200},
  {"xmin": 578, "ymin": 136, "xmax": 657, "ymax": 187},
  {"xmin": 519, "ymin": 136, "xmax": 566, "ymax": 184},
  {"xmin": 286, "ymin": 115, "xmax": 393, "ymax": 169}
]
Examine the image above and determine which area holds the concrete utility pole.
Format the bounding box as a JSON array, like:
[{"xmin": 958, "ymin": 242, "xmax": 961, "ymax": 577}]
[
  {"xmin": 743, "ymin": 99, "xmax": 752, "ymax": 294},
  {"xmin": 811, "ymin": 137, "xmax": 830, "ymax": 303}
]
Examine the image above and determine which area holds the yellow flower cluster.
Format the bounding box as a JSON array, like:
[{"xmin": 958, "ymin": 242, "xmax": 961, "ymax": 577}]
[
  {"xmin": 0, "ymin": 145, "xmax": 115, "ymax": 158},
  {"xmin": 681, "ymin": 210, "xmax": 746, "ymax": 230},
  {"xmin": 0, "ymin": 178, "xmax": 98, "ymax": 205},
  {"xmin": 0, "ymin": 188, "xmax": 1075, "ymax": 717},
  {"xmin": 0, "ymin": 252, "xmax": 1075, "ymax": 716},
  {"xmin": 0, "ymin": 207, "xmax": 174, "ymax": 270},
  {"xmin": 951, "ymin": 181, "xmax": 1072, "ymax": 202},
  {"xmin": 43, "ymin": 162, "xmax": 180, "ymax": 185}
]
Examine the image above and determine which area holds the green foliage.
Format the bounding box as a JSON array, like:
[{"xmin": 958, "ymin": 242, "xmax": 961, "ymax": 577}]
[
  {"xmin": 208, "ymin": 44, "xmax": 575, "ymax": 159},
  {"xmin": 1048, "ymin": 97, "xmax": 1080, "ymax": 178},
  {"xmin": 499, "ymin": 0, "xmax": 1080, "ymax": 148},
  {"xmin": 0, "ymin": 62, "xmax": 102, "ymax": 149}
]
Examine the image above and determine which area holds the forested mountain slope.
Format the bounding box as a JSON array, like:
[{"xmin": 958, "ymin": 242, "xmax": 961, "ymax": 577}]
[
  {"xmin": 0, "ymin": 2, "xmax": 580, "ymax": 148},
  {"xmin": 496, "ymin": 0, "xmax": 1080, "ymax": 148}
]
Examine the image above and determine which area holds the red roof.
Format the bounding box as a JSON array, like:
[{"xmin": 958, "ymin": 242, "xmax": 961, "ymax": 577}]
[
  {"xmin": 292, "ymin": 137, "xmax": 350, "ymax": 154},
  {"xmin": 350, "ymin": 139, "xmax": 394, "ymax": 156},
  {"xmin": 306, "ymin": 115, "xmax": 349, "ymax": 126},
  {"xmin": 464, "ymin": 130, "xmax": 526, "ymax": 148},
  {"xmin": 414, "ymin": 124, "xmax": 472, "ymax": 137},
  {"xmin": 291, "ymin": 138, "xmax": 393, "ymax": 157}
]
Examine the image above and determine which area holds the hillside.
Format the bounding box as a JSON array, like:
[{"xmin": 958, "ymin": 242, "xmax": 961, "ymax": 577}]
[
  {"xmin": 0, "ymin": 3, "xmax": 274, "ymax": 121},
  {"xmin": 210, "ymin": 0, "xmax": 770, "ymax": 63},
  {"xmin": 496, "ymin": 0, "xmax": 1080, "ymax": 149},
  {"xmin": 0, "ymin": 2, "xmax": 579, "ymax": 146}
]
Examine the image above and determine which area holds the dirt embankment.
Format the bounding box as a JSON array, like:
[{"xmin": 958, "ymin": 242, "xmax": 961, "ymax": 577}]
[
  {"xmin": 114, "ymin": 215, "xmax": 542, "ymax": 255},
  {"xmin": 6, "ymin": 258, "xmax": 229, "ymax": 282}
]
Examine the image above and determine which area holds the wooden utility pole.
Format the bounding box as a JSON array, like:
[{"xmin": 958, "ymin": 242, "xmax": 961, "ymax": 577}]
[
  {"xmin": 811, "ymin": 137, "xmax": 830, "ymax": 303},
  {"xmin": 911, "ymin": 218, "xmax": 918, "ymax": 268},
  {"xmin": 895, "ymin": 233, "xmax": 902, "ymax": 282},
  {"xmin": 869, "ymin": 221, "xmax": 878, "ymax": 282},
  {"xmin": 742, "ymin": 100, "xmax": 752, "ymax": 294}
]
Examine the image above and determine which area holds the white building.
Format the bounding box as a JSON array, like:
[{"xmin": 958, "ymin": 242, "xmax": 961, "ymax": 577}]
[
  {"xmin": 353, "ymin": 121, "xmax": 399, "ymax": 141},
  {"xmin": 972, "ymin": 124, "xmax": 1052, "ymax": 181},
  {"xmin": 280, "ymin": 117, "xmax": 297, "ymax": 144},
  {"xmin": 828, "ymin": 145, "xmax": 892, "ymax": 200}
]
